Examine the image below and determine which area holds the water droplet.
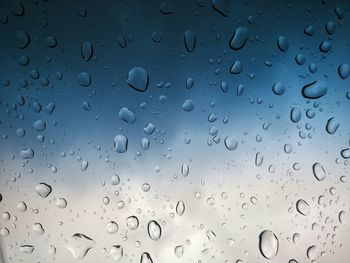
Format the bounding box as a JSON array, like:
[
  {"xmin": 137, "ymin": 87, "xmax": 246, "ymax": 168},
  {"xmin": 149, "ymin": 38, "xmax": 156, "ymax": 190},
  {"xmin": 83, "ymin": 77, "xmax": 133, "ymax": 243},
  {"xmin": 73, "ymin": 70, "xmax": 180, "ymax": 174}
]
[
  {"xmin": 304, "ymin": 25, "xmax": 315, "ymax": 36},
  {"xmin": 259, "ymin": 230, "xmax": 279, "ymax": 259},
  {"xmin": 17, "ymin": 201, "xmax": 27, "ymax": 212},
  {"xmin": 119, "ymin": 107, "xmax": 136, "ymax": 124},
  {"xmin": 296, "ymin": 199, "xmax": 310, "ymax": 216},
  {"xmin": 306, "ymin": 245, "xmax": 318, "ymax": 260},
  {"xmin": 229, "ymin": 27, "xmax": 249, "ymax": 50},
  {"xmin": 184, "ymin": 30, "xmax": 196, "ymax": 52},
  {"xmin": 277, "ymin": 36, "xmax": 289, "ymax": 52},
  {"xmin": 160, "ymin": 1, "xmax": 174, "ymax": 14},
  {"xmin": 77, "ymin": 72, "xmax": 92, "ymax": 87},
  {"xmin": 326, "ymin": 117, "xmax": 340, "ymax": 135},
  {"xmin": 81, "ymin": 41, "xmax": 93, "ymax": 61},
  {"xmin": 142, "ymin": 183, "xmax": 150, "ymax": 192},
  {"xmin": 20, "ymin": 148, "xmax": 34, "ymax": 159},
  {"xmin": 312, "ymin": 162, "xmax": 326, "ymax": 181},
  {"xmin": 230, "ymin": 60, "xmax": 242, "ymax": 74},
  {"xmin": 338, "ymin": 64, "xmax": 350, "ymax": 80},
  {"xmin": 110, "ymin": 245, "xmax": 123, "ymax": 261},
  {"xmin": 126, "ymin": 216, "xmax": 139, "ymax": 230},
  {"xmin": 147, "ymin": 220, "xmax": 161, "ymax": 241},
  {"xmin": 15, "ymin": 31, "xmax": 30, "ymax": 49},
  {"xmin": 19, "ymin": 245, "xmax": 34, "ymax": 254},
  {"xmin": 114, "ymin": 135, "xmax": 128, "ymax": 153},
  {"xmin": 319, "ymin": 40, "xmax": 332, "ymax": 52},
  {"xmin": 32, "ymin": 223, "xmax": 45, "ymax": 234},
  {"xmin": 181, "ymin": 163, "xmax": 189, "ymax": 176},
  {"xmin": 33, "ymin": 120, "xmax": 46, "ymax": 131},
  {"xmin": 186, "ymin": 77, "xmax": 194, "ymax": 89},
  {"xmin": 140, "ymin": 252, "xmax": 153, "ymax": 263},
  {"xmin": 176, "ymin": 201, "xmax": 185, "ymax": 216},
  {"xmin": 301, "ymin": 81, "xmax": 327, "ymax": 99},
  {"xmin": 127, "ymin": 67, "xmax": 149, "ymax": 92},
  {"xmin": 106, "ymin": 221, "xmax": 119, "ymax": 234},
  {"xmin": 56, "ymin": 198, "xmax": 67, "ymax": 208},
  {"xmin": 46, "ymin": 36, "xmax": 58, "ymax": 48},
  {"xmin": 111, "ymin": 174, "xmax": 120, "ymax": 185},
  {"xmin": 339, "ymin": 211, "xmax": 346, "ymax": 224},
  {"xmin": 182, "ymin": 99, "xmax": 195, "ymax": 112},
  {"xmin": 341, "ymin": 148, "xmax": 350, "ymax": 159},
  {"xmin": 141, "ymin": 138, "xmax": 150, "ymax": 150},
  {"xmin": 212, "ymin": 0, "xmax": 230, "ymax": 17},
  {"xmin": 144, "ymin": 123, "xmax": 155, "ymax": 135},
  {"xmin": 224, "ymin": 136, "xmax": 238, "ymax": 150},
  {"xmin": 35, "ymin": 182, "xmax": 52, "ymax": 198},
  {"xmin": 11, "ymin": 1, "xmax": 25, "ymax": 16},
  {"xmin": 174, "ymin": 245, "xmax": 184, "ymax": 257},
  {"xmin": 272, "ymin": 82, "xmax": 285, "ymax": 95},
  {"xmin": 66, "ymin": 233, "xmax": 95, "ymax": 259},
  {"xmin": 325, "ymin": 21, "xmax": 336, "ymax": 35},
  {"xmin": 290, "ymin": 107, "xmax": 301, "ymax": 123},
  {"xmin": 151, "ymin": 31, "xmax": 162, "ymax": 42},
  {"xmin": 255, "ymin": 152, "xmax": 264, "ymax": 167}
]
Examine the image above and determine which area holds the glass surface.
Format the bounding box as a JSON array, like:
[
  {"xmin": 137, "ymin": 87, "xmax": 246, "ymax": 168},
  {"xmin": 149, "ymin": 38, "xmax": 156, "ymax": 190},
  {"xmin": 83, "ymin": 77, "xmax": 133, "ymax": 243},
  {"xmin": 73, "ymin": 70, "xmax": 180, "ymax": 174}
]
[{"xmin": 0, "ymin": 0, "xmax": 349, "ymax": 262}]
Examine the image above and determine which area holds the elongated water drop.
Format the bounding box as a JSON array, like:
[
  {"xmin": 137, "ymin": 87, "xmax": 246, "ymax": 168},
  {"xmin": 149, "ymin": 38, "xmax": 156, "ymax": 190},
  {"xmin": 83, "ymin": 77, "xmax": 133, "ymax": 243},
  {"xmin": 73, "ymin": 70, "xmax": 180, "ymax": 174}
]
[
  {"xmin": 184, "ymin": 30, "xmax": 196, "ymax": 52},
  {"xmin": 296, "ymin": 199, "xmax": 310, "ymax": 216},
  {"xmin": 312, "ymin": 162, "xmax": 326, "ymax": 181},
  {"xmin": 147, "ymin": 220, "xmax": 161, "ymax": 241},
  {"xmin": 259, "ymin": 230, "xmax": 279, "ymax": 259},
  {"xmin": 176, "ymin": 201, "xmax": 185, "ymax": 216}
]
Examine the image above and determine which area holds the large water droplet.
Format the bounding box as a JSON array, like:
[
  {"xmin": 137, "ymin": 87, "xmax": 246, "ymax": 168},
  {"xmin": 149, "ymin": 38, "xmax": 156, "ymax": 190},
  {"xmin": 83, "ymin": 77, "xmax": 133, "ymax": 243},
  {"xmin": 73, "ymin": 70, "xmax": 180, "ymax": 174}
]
[
  {"xmin": 33, "ymin": 120, "xmax": 46, "ymax": 131},
  {"xmin": 174, "ymin": 245, "xmax": 185, "ymax": 257},
  {"xmin": 301, "ymin": 81, "xmax": 327, "ymax": 99},
  {"xmin": 110, "ymin": 245, "xmax": 123, "ymax": 261},
  {"xmin": 19, "ymin": 245, "xmax": 34, "ymax": 254},
  {"xmin": 259, "ymin": 230, "xmax": 279, "ymax": 259},
  {"xmin": 119, "ymin": 107, "xmax": 136, "ymax": 124},
  {"xmin": 212, "ymin": 0, "xmax": 229, "ymax": 17},
  {"xmin": 66, "ymin": 233, "xmax": 95, "ymax": 259},
  {"xmin": 77, "ymin": 72, "xmax": 92, "ymax": 87},
  {"xmin": 106, "ymin": 221, "xmax": 119, "ymax": 234},
  {"xmin": 306, "ymin": 245, "xmax": 318, "ymax": 260},
  {"xmin": 184, "ymin": 30, "xmax": 196, "ymax": 52},
  {"xmin": 35, "ymin": 183, "xmax": 52, "ymax": 198},
  {"xmin": 229, "ymin": 27, "xmax": 249, "ymax": 50},
  {"xmin": 290, "ymin": 107, "xmax": 301, "ymax": 123},
  {"xmin": 230, "ymin": 60, "xmax": 242, "ymax": 74},
  {"xmin": 126, "ymin": 216, "xmax": 139, "ymax": 230},
  {"xmin": 147, "ymin": 220, "xmax": 162, "ymax": 241},
  {"xmin": 326, "ymin": 117, "xmax": 340, "ymax": 135},
  {"xmin": 20, "ymin": 148, "xmax": 34, "ymax": 159},
  {"xmin": 338, "ymin": 64, "xmax": 350, "ymax": 79},
  {"xmin": 114, "ymin": 135, "xmax": 128, "ymax": 153},
  {"xmin": 277, "ymin": 36, "xmax": 289, "ymax": 52},
  {"xmin": 15, "ymin": 31, "xmax": 30, "ymax": 49},
  {"xmin": 224, "ymin": 136, "xmax": 238, "ymax": 150},
  {"xmin": 127, "ymin": 67, "xmax": 149, "ymax": 92},
  {"xmin": 272, "ymin": 82, "xmax": 285, "ymax": 95},
  {"xmin": 182, "ymin": 99, "xmax": 195, "ymax": 112}
]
